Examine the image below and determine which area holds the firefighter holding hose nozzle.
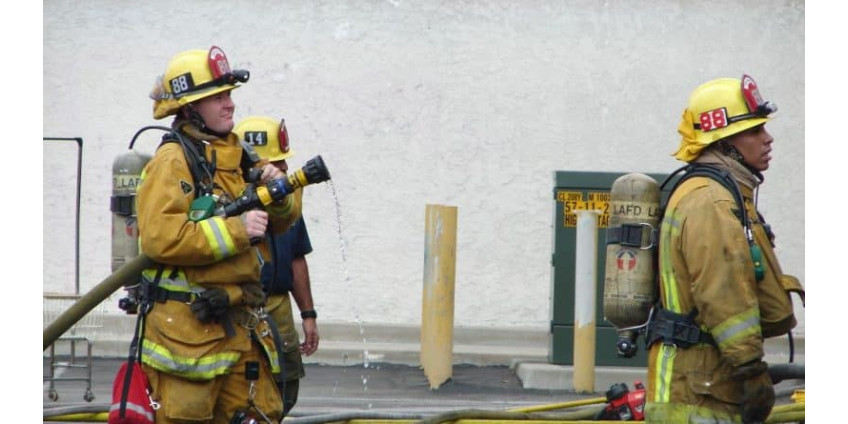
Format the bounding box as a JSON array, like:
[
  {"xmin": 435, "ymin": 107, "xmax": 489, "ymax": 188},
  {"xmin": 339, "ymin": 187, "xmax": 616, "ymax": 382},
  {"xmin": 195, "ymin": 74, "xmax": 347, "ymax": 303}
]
[{"xmin": 131, "ymin": 45, "xmax": 329, "ymax": 424}]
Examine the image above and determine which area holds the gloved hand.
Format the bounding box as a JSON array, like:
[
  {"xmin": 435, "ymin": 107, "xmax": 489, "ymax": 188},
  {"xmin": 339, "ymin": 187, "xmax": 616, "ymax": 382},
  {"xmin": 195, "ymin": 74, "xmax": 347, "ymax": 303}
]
[
  {"xmin": 190, "ymin": 288, "xmax": 229, "ymax": 323},
  {"xmin": 731, "ymin": 360, "xmax": 775, "ymax": 423},
  {"xmin": 241, "ymin": 283, "xmax": 267, "ymax": 307}
]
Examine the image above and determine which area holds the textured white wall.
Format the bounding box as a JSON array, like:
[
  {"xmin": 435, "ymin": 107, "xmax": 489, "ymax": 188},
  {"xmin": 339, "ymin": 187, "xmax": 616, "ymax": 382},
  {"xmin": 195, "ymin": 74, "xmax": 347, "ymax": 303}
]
[{"xmin": 43, "ymin": 0, "xmax": 805, "ymax": 334}]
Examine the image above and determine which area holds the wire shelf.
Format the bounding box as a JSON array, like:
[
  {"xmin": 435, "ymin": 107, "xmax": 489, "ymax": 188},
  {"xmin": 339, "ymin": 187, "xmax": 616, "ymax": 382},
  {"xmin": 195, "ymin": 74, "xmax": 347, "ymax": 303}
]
[{"xmin": 43, "ymin": 292, "xmax": 105, "ymax": 339}]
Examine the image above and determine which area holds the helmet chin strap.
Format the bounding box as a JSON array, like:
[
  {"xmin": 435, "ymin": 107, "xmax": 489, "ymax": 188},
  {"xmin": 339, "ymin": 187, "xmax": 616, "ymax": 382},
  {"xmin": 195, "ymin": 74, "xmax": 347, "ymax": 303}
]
[
  {"xmin": 185, "ymin": 105, "xmax": 230, "ymax": 139},
  {"xmin": 718, "ymin": 139, "xmax": 764, "ymax": 183}
]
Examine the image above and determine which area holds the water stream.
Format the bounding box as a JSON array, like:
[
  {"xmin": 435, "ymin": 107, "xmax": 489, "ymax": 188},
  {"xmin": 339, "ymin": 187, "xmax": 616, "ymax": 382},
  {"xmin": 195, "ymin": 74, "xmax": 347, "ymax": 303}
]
[{"xmin": 328, "ymin": 180, "xmax": 372, "ymax": 408}]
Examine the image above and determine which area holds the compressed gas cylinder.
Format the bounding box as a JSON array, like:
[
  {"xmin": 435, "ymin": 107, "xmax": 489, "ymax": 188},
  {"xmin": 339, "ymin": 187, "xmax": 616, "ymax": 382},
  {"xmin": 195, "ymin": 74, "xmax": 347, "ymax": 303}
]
[
  {"xmin": 111, "ymin": 150, "xmax": 151, "ymax": 273},
  {"xmin": 603, "ymin": 173, "xmax": 661, "ymax": 356}
]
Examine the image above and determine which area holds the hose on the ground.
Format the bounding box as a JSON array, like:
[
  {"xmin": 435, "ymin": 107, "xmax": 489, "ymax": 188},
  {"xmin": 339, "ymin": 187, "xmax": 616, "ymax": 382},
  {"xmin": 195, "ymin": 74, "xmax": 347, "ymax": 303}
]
[
  {"xmin": 508, "ymin": 396, "xmax": 607, "ymax": 413},
  {"xmin": 766, "ymin": 402, "xmax": 805, "ymax": 424},
  {"xmin": 43, "ymin": 411, "xmax": 108, "ymax": 422},
  {"xmin": 415, "ymin": 404, "xmax": 607, "ymax": 424},
  {"xmin": 44, "ymin": 403, "xmax": 109, "ymax": 420},
  {"xmin": 42, "ymin": 398, "xmax": 805, "ymax": 423},
  {"xmin": 284, "ymin": 411, "xmax": 423, "ymax": 424}
]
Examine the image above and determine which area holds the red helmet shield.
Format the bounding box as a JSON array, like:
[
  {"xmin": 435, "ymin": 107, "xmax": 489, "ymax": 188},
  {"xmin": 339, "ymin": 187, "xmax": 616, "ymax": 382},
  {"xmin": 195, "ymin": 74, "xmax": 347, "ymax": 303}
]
[
  {"xmin": 208, "ymin": 46, "xmax": 231, "ymax": 79},
  {"xmin": 740, "ymin": 74, "xmax": 764, "ymax": 113},
  {"xmin": 278, "ymin": 118, "xmax": 291, "ymax": 154}
]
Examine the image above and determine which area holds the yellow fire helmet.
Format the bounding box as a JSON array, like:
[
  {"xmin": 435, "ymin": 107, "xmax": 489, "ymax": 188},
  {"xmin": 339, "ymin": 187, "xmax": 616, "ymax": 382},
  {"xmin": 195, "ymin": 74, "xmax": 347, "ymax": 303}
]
[
  {"xmin": 150, "ymin": 46, "xmax": 250, "ymax": 119},
  {"xmin": 233, "ymin": 116, "xmax": 294, "ymax": 162},
  {"xmin": 673, "ymin": 74, "xmax": 777, "ymax": 162}
]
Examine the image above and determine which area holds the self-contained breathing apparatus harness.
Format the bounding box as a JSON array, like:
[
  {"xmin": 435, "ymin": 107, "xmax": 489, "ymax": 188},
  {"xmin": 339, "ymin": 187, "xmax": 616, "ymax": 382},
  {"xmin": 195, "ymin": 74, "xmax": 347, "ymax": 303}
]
[
  {"xmin": 643, "ymin": 163, "xmax": 765, "ymax": 351},
  {"xmin": 121, "ymin": 125, "xmax": 291, "ymax": 422}
]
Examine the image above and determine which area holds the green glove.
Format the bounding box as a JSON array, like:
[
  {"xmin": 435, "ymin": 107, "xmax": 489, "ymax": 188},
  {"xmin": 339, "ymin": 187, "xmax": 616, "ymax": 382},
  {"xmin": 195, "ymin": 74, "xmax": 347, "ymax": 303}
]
[
  {"xmin": 240, "ymin": 283, "xmax": 267, "ymax": 307},
  {"xmin": 190, "ymin": 288, "xmax": 230, "ymax": 323},
  {"xmin": 731, "ymin": 360, "xmax": 775, "ymax": 423}
]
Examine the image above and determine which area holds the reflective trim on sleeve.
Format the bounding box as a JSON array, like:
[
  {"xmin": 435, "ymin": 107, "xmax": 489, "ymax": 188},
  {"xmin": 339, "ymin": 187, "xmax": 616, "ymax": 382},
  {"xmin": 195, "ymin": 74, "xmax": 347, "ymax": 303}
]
[
  {"xmin": 198, "ymin": 216, "xmax": 236, "ymax": 260},
  {"xmin": 712, "ymin": 307, "xmax": 762, "ymax": 350}
]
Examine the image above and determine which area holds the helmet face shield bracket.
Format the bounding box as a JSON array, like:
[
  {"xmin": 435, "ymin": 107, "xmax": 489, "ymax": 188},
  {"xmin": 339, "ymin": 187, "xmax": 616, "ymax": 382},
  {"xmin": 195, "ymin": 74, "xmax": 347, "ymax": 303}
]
[
  {"xmin": 693, "ymin": 74, "xmax": 777, "ymax": 132},
  {"xmin": 740, "ymin": 73, "xmax": 777, "ymax": 116},
  {"xmin": 186, "ymin": 69, "xmax": 250, "ymax": 96}
]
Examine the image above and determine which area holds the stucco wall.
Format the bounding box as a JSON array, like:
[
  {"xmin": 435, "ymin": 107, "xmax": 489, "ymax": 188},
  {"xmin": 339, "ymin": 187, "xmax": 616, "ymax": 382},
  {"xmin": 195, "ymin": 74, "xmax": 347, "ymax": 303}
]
[{"xmin": 43, "ymin": 0, "xmax": 805, "ymax": 335}]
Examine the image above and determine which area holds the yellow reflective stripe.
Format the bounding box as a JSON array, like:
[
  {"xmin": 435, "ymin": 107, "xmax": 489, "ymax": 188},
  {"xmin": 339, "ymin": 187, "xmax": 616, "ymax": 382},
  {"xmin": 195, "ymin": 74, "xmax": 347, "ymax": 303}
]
[
  {"xmin": 659, "ymin": 209, "xmax": 682, "ymax": 313},
  {"xmin": 645, "ymin": 402, "xmax": 737, "ymax": 423},
  {"xmin": 198, "ymin": 216, "xmax": 235, "ymax": 260},
  {"xmin": 141, "ymin": 266, "xmax": 192, "ymax": 292},
  {"xmin": 109, "ymin": 401, "xmax": 155, "ymax": 422},
  {"xmin": 256, "ymin": 322, "xmax": 281, "ymax": 374},
  {"xmin": 140, "ymin": 339, "xmax": 240, "ymax": 380},
  {"xmin": 265, "ymin": 346, "xmax": 281, "ymax": 374},
  {"xmin": 651, "ymin": 344, "xmax": 676, "ymax": 403},
  {"xmin": 712, "ymin": 307, "xmax": 761, "ymax": 349}
]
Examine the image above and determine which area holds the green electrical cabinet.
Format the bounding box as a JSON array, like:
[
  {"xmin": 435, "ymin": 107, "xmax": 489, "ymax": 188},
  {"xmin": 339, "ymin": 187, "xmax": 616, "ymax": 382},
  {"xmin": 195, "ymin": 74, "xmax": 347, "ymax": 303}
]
[{"xmin": 548, "ymin": 170, "xmax": 672, "ymax": 367}]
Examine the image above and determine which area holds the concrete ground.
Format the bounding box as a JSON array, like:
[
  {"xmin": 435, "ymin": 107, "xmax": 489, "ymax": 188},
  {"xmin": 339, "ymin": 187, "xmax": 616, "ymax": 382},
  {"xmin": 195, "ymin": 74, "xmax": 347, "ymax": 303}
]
[
  {"xmin": 43, "ymin": 320, "xmax": 806, "ymax": 422},
  {"xmin": 44, "ymin": 355, "xmax": 805, "ymax": 423}
]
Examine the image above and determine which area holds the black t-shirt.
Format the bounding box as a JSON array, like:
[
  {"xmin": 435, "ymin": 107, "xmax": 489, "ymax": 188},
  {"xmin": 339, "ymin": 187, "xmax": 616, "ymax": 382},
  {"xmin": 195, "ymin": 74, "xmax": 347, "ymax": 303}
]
[{"xmin": 261, "ymin": 216, "xmax": 313, "ymax": 294}]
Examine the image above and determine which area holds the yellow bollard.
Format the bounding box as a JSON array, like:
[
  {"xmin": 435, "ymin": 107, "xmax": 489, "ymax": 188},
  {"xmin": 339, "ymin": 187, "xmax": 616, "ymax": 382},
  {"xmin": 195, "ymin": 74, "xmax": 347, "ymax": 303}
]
[
  {"xmin": 573, "ymin": 209, "xmax": 600, "ymax": 393},
  {"xmin": 421, "ymin": 204, "xmax": 458, "ymax": 389}
]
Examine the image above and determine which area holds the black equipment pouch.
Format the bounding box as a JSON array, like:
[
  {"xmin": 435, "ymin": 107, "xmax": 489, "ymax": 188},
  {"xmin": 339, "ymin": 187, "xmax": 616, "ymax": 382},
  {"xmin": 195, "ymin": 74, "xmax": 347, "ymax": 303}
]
[{"xmin": 646, "ymin": 307, "xmax": 715, "ymax": 349}]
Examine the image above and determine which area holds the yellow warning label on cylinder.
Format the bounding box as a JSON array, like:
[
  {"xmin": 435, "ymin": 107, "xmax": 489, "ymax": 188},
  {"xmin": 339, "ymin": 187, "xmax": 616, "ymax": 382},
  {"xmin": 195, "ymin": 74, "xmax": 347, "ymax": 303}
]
[{"xmin": 557, "ymin": 191, "xmax": 610, "ymax": 228}]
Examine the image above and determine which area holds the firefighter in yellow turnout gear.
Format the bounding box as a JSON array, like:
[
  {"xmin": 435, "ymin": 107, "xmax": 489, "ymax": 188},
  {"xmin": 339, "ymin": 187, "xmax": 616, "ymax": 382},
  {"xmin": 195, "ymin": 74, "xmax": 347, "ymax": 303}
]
[
  {"xmin": 137, "ymin": 46, "xmax": 300, "ymax": 423},
  {"xmin": 234, "ymin": 115, "xmax": 320, "ymax": 416},
  {"xmin": 644, "ymin": 75, "xmax": 804, "ymax": 423}
]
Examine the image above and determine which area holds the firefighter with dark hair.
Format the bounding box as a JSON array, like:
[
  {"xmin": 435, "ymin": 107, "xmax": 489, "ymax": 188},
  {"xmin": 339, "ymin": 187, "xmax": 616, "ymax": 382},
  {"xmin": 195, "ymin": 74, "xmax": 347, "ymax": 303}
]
[
  {"xmin": 644, "ymin": 75, "xmax": 804, "ymax": 423},
  {"xmin": 234, "ymin": 115, "xmax": 320, "ymax": 416}
]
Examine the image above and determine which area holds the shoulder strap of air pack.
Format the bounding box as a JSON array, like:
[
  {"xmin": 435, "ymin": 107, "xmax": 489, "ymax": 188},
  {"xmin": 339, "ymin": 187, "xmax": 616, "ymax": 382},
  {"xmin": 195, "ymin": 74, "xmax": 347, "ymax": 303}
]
[
  {"xmin": 646, "ymin": 163, "xmax": 765, "ymax": 349},
  {"xmin": 126, "ymin": 125, "xmax": 217, "ymax": 199},
  {"xmin": 656, "ymin": 162, "xmax": 764, "ymax": 288},
  {"xmin": 159, "ymin": 131, "xmax": 217, "ymax": 198},
  {"xmin": 659, "ymin": 163, "xmax": 749, "ymax": 229}
]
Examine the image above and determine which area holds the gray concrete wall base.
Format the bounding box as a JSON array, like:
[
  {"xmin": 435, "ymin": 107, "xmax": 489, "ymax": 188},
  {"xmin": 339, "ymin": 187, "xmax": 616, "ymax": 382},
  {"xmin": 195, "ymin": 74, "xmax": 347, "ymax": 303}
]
[
  {"xmin": 515, "ymin": 362, "xmax": 648, "ymax": 392},
  {"xmin": 45, "ymin": 314, "xmax": 550, "ymax": 366},
  {"xmin": 45, "ymin": 314, "xmax": 804, "ymax": 391}
]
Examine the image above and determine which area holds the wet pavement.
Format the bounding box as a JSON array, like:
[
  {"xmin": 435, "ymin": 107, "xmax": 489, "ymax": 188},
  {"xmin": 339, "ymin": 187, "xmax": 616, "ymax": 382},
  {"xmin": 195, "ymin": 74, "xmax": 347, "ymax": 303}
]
[
  {"xmin": 43, "ymin": 356, "xmax": 602, "ymax": 422},
  {"xmin": 44, "ymin": 356, "xmax": 805, "ymax": 423}
]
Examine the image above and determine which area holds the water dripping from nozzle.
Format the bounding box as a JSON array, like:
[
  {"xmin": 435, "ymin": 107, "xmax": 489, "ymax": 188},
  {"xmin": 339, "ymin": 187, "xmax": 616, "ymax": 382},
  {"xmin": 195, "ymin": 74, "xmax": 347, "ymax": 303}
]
[{"xmin": 328, "ymin": 180, "xmax": 371, "ymax": 404}]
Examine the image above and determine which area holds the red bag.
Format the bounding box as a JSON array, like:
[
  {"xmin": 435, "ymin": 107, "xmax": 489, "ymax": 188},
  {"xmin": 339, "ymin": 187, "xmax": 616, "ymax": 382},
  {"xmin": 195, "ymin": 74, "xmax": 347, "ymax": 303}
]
[{"xmin": 108, "ymin": 361, "xmax": 156, "ymax": 424}]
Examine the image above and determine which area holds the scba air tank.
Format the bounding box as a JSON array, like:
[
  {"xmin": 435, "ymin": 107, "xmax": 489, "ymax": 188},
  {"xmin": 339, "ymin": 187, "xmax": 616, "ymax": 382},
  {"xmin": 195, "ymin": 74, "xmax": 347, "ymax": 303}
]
[
  {"xmin": 111, "ymin": 150, "xmax": 151, "ymax": 273},
  {"xmin": 603, "ymin": 173, "xmax": 661, "ymax": 358}
]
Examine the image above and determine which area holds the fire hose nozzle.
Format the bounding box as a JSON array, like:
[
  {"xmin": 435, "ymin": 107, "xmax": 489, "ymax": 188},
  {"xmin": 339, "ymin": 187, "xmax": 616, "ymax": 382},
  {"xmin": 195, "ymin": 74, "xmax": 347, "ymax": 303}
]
[
  {"xmin": 286, "ymin": 155, "xmax": 331, "ymax": 190},
  {"xmin": 217, "ymin": 155, "xmax": 332, "ymax": 218}
]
